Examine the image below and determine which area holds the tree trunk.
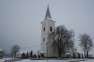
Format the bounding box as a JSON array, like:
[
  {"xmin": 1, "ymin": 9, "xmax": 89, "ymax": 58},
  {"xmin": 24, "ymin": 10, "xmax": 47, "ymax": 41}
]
[
  {"xmin": 58, "ymin": 50, "xmax": 62, "ymax": 58},
  {"xmin": 87, "ymin": 51, "xmax": 88, "ymax": 58},
  {"xmin": 14, "ymin": 52, "xmax": 16, "ymax": 58},
  {"xmin": 84, "ymin": 49, "xmax": 85, "ymax": 58},
  {"xmin": 12, "ymin": 52, "xmax": 13, "ymax": 59}
]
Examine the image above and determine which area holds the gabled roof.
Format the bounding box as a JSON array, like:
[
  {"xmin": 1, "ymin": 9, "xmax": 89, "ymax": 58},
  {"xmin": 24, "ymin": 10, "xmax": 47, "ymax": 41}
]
[{"xmin": 17, "ymin": 50, "xmax": 28, "ymax": 54}]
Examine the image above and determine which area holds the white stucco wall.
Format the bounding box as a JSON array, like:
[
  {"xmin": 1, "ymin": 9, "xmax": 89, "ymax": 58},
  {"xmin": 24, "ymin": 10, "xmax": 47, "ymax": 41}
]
[{"xmin": 41, "ymin": 18, "xmax": 55, "ymax": 57}]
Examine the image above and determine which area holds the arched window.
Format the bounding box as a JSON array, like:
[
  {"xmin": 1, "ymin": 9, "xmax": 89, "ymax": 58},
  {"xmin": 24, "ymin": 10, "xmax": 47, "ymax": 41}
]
[
  {"xmin": 43, "ymin": 37, "xmax": 45, "ymax": 42},
  {"xmin": 43, "ymin": 27, "xmax": 45, "ymax": 31},
  {"xmin": 50, "ymin": 27, "xmax": 52, "ymax": 31}
]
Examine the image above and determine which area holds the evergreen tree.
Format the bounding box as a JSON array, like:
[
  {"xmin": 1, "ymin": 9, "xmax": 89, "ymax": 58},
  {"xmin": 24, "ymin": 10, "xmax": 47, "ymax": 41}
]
[
  {"xmin": 30, "ymin": 51, "xmax": 33, "ymax": 58},
  {"xmin": 22, "ymin": 53, "xmax": 25, "ymax": 59},
  {"xmin": 26, "ymin": 52, "xmax": 28, "ymax": 59}
]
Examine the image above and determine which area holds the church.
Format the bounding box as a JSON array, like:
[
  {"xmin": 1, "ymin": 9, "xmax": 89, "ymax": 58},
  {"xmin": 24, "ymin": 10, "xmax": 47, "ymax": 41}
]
[{"xmin": 41, "ymin": 6, "xmax": 77, "ymax": 58}]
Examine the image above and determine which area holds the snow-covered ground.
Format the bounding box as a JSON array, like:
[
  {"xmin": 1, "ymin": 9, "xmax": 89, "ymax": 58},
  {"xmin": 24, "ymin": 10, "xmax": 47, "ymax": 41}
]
[
  {"xmin": 80, "ymin": 59, "xmax": 94, "ymax": 62},
  {"xmin": 0, "ymin": 58, "xmax": 12, "ymax": 62},
  {"xmin": 0, "ymin": 59, "xmax": 4, "ymax": 62},
  {"xmin": 15, "ymin": 59, "xmax": 70, "ymax": 62},
  {"xmin": 15, "ymin": 59, "xmax": 94, "ymax": 62},
  {"xmin": 0, "ymin": 58, "xmax": 94, "ymax": 62}
]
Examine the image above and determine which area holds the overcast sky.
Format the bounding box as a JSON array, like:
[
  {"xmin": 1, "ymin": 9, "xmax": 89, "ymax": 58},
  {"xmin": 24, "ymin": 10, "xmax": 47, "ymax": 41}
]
[{"xmin": 0, "ymin": 0, "xmax": 94, "ymax": 54}]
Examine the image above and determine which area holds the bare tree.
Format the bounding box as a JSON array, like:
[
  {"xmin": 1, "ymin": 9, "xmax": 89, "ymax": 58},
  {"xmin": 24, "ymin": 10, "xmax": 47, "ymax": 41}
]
[
  {"xmin": 79, "ymin": 33, "xmax": 93, "ymax": 58},
  {"xmin": 50, "ymin": 25, "xmax": 75, "ymax": 58},
  {"xmin": 11, "ymin": 45, "xmax": 20, "ymax": 58}
]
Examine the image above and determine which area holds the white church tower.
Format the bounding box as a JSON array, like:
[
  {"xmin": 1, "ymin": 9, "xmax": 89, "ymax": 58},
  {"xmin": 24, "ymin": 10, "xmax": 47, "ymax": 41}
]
[{"xmin": 41, "ymin": 6, "xmax": 56, "ymax": 57}]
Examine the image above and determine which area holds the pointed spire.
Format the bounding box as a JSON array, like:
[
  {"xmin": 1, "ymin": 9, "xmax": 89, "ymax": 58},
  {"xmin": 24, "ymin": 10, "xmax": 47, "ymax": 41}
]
[{"xmin": 45, "ymin": 5, "xmax": 51, "ymax": 19}]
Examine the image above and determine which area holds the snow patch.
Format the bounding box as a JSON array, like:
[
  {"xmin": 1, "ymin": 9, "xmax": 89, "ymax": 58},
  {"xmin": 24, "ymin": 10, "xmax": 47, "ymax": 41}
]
[
  {"xmin": 0, "ymin": 58, "xmax": 12, "ymax": 62},
  {"xmin": 0, "ymin": 48, "xmax": 2, "ymax": 51}
]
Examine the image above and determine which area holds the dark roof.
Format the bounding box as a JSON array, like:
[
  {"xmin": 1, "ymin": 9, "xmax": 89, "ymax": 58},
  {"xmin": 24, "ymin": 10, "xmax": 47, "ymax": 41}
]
[{"xmin": 45, "ymin": 5, "xmax": 51, "ymax": 19}]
